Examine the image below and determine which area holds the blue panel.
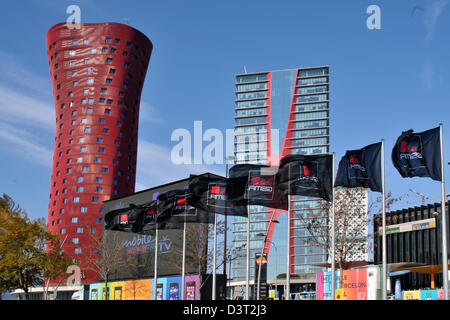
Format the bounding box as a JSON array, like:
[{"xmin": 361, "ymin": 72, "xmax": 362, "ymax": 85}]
[{"xmin": 269, "ymin": 70, "xmax": 297, "ymax": 156}]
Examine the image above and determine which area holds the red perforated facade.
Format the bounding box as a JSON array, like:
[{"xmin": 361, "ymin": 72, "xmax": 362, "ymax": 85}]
[{"xmin": 46, "ymin": 22, "xmax": 152, "ymax": 284}]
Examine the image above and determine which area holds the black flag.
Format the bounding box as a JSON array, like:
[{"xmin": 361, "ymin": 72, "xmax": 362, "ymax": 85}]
[
  {"xmin": 335, "ymin": 142, "xmax": 382, "ymax": 192},
  {"xmin": 392, "ymin": 126, "xmax": 442, "ymax": 181},
  {"xmin": 104, "ymin": 204, "xmax": 143, "ymax": 233},
  {"xmin": 157, "ymin": 189, "xmax": 215, "ymax": 225},
  {"xmin": 226, "ymin": 164, "xmax": 288, "ymax": 210},
  {"xmin": 277, "ymin": 154, "xmax": 333, "ymax": 201},
  {"xmin": 188, "ymin": 175, "xmax": 248, "ymax": 217},
  {"xmin": 105, "ymin": 201, "xmax": 164, "ymax": 233}
]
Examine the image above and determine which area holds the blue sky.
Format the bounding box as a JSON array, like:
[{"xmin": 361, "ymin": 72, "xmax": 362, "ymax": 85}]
[{"xmin": 1, "ymin": 0, "xmax": 450, "ymax": 221}]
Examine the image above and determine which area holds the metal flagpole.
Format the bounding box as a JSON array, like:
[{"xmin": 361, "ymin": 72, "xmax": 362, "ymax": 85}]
[
  {"xmin": 381, "ymin": 139, "xmax": 387, "ymax": 300},
  {"xmin": 153, "ymin": 227, "xmax": 159, "ymax": 300},
  {"xmin": 246, "ymin": 204, "xmax": 250, "ymax": 300},
  {"xmin": 181, "ymin": 219, "xmax": 186, "ymax": 300},
  {"xmin": 286, "ymin": 164, "xmax": 291, "ymax": 300},
  {"xmin": 212, "ymin": 211, "xmax": 218, "ymax": 300},
  {"xmin": 331, "ymin": 152, "xmax": 336, "ymax": 300},
  {"xmin": 439, "ymin": 123, "xmax": 449, "ymax": 300}
]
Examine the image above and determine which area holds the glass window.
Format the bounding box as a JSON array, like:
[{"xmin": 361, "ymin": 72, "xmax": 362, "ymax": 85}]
[
  {"xmin": 291, "ymin": 137, "xmax": 328, "ymax": 147},
  {"xmin": 236, "ymin": 108, "xmax": 267, "ymax": 117},
  {"xmin": 236, "ymin": 99, "xmax": 266, "ymax": 109},
  {"xmin": 235, "ymin": 116, "xmax": 267, "ymax": 126},
  {"xmin": 296, "ymin": 94, "xmax": 327, "ymax": 103},
  {"xmin": 296, "ymin": 85, "xmax": 328, "ymax": 95},
  {"xmin": 236, "ymin": 91, "xmax": 267, "ymax": 100},
  {"xmin": 299, "ymin": 68, "xmax": 328, "ymax": 77},
  {"xmin": 297, "ymin": 76, "xmax": 328, "ymax": 86},
  {"xmin": 294, "ymin": 111, "xmax": 328, "ymax": 121},
  {"xmin": 236, "ymin": 82, "xmax": 267, "ymax": 92},
  {"xmin": 236, "ymin": 74, "xmax": 267, "ymax": 83},
  {"xmin": 295, "ymin": 102, "xmax": 328, "ymax": 112},
  {"xmin": 293, "ymin": 119, "xmax": 328, "ymax": 129}
]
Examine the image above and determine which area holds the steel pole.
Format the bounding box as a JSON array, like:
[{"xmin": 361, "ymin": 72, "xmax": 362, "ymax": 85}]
[
  {"xmin": 331, "ymin": 152, "xmax": 336, "ymax": 300},
  {"xmin": 181, "ymin": 220, "xmax": 186, "ymax": 300},
  {"xmin": 245, "ymin": 205, "xmax": 250, "ymax": 300},
  {"xmin": 153, "ymin": 228, "xmax": 159, "ymax": 300},
  {"xmin": 381, "ymin": 139, "xmax": 387, "ymax": 300},
  {"xmin": 440, "ymin": 124, "xmax": 449, "ymax": 300},
  {"xmin": 212, "ymin": 213, "xmax": 218, "ymax": 300}
]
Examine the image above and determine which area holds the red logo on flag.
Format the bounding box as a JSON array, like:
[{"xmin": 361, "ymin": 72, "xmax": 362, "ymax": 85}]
[
  {"xmin": 401, "ymin": 140, "xmax": 420, "ymax": 153},
  {"xmin": 303, "ymin": 165, "xmax": 311, "ymax": 176},
  {"xmin": 250, "ymin": 176, "xmax": 272, "ymax": 185},
  {"xmin": 349, "ymin": 155, "xmax": 360, "ymax": 164},
  {"xmin": 211, "ymin": 185, "xmax": 225, "ymax": 194}
]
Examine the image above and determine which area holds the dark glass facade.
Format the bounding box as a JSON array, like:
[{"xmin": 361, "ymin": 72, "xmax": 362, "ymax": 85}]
[{"xmin": 373, "ymin": 201, "xmax": 450, "ymax": 290}]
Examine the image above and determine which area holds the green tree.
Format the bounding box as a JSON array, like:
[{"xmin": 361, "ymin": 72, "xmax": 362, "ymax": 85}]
[{"xmin": 0, "ymin": 194, "xmax": 70, "ymax": 300}]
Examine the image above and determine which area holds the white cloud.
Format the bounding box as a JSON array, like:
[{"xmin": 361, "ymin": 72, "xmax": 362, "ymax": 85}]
[
  {"xmin": 136, "ymin": 139, "xmax": 225, "ymax": 188},
  {"xmin": 0, "ymin": 121, "xmax": 53, "ymax": 167},
  {"xmin": 424, "ymin": 0, "xmax": 449, "ymax": 43},
  {"xmin": 139, "ymin": 101, "xmax": 165, "ymax": 125},
  {"xmin": 0, "ymin": 86, "xmax": 54, "ymax": 129}
]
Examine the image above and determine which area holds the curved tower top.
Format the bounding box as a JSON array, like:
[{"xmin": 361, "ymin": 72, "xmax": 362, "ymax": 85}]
[{"xmin": 46, "ymin": 22, "xmax": 152, "ymax": 284}]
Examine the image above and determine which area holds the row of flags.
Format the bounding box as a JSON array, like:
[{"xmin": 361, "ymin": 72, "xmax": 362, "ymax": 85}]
[{"xmin": 104, "ymin": 126, "xmax": 442, "ymax": 232}]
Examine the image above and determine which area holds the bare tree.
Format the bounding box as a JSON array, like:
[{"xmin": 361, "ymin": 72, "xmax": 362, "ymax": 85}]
[
  {"xmin": 81, "ymin": 228, "xmax": 128, "ymax": 300},
  {"xmin": 299, "ymin": 187, "xmax": 405, "ymax": 288}
]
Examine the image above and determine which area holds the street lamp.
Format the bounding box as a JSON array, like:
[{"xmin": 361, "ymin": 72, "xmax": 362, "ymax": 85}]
[
  {"xmin": 255, "ymin": 238, "xmax": 278, "ymax": 298},
  {"xmin": 256, "ymin": 210, "xmax": 279, "ymax": 300}
]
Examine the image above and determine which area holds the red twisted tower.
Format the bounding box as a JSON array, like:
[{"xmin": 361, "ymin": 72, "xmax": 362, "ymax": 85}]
[{"xmin": 46, "ymin": 22, "xmax": 152, "ymax": 284}]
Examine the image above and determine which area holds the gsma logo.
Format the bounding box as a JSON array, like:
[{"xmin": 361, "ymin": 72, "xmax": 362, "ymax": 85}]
[
  {"xmin": 399, "ymin": 135, "xmax": 423, "ymax": 160},
  {"xmin": 209, "ymin": 184, "xmax": 227, "ymax": 200}
]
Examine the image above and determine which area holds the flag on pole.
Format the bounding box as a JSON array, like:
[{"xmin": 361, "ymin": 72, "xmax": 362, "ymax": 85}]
[
  {"xmin": 156, "ymin": 189, "xmax": 216, "ymax": 225},
  {"xmin": 226, "ymin": 164, "xmax": 288, "ymax": 210},
  {"xmin": 277, "ymin": 154, "xmax": 333, "ymax": 201},
  {"xmin": 104, "ymin": 204, "xmax": 143, "ymax": 233},
  {"xmin": 391, "ymin": 126, "xmax": 442, "ymax": 181},
  {"xmin": 188, "ymin": 175, "xmax": 248, "ymax": 217},
  {"xmin": 335, "ymin": 142, "xmax": 382, "ymax": 192}
]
